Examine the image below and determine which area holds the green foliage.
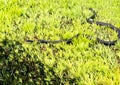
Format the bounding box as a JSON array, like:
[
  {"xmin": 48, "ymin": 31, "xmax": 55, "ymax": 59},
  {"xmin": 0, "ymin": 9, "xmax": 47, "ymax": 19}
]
[{"xmin": 0, "ymin": 0, "xmax": 120, "ymax": 85}]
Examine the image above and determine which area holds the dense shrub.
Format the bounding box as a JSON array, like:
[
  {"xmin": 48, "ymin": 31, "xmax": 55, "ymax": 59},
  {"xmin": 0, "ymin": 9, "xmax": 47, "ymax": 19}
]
[{"xmin": 0, "ymin": 0, "xmax": 120, "ymax": 85}]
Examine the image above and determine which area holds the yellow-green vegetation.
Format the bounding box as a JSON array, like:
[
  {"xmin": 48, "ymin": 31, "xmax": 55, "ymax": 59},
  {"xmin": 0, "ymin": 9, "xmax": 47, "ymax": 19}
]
[{"xmin": 0, "ymin": 0, "xmax": 120, "ymax": 85}]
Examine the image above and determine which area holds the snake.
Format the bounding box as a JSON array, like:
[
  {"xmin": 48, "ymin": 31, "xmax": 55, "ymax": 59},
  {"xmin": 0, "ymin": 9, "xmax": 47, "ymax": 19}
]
[{"xmin": 26, "ymin": 8, "xmax": 120, "ymax": 46}]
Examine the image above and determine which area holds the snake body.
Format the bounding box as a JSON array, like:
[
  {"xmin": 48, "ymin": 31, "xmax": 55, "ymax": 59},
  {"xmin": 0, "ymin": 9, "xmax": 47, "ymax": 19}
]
[
  {"xmin": 26, "ymin": 33, "xmax": 80, "ymax": 44},
  {"xmin": 87, "ymin": 8, "xmax": 120, "ymax": 46}
]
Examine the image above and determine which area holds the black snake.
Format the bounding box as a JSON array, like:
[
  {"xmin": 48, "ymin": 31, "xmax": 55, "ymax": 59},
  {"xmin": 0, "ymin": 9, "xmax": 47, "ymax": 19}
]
[{"xmin": 26, "ymin": 8, "xmax": 120, "ymax": 46}]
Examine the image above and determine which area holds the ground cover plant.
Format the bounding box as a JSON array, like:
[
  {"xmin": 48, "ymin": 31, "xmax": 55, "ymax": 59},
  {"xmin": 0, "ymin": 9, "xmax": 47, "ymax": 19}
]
[{"xmin": 0, "ymin": 0, "xmax": 120, "ymax": 85}]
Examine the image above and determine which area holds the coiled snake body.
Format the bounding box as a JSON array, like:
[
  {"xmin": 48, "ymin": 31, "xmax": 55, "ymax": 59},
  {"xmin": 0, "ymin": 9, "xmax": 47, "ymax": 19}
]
[{"xmin": 87, "ymin": 8, "xmax": 120, "ymax": 46}]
